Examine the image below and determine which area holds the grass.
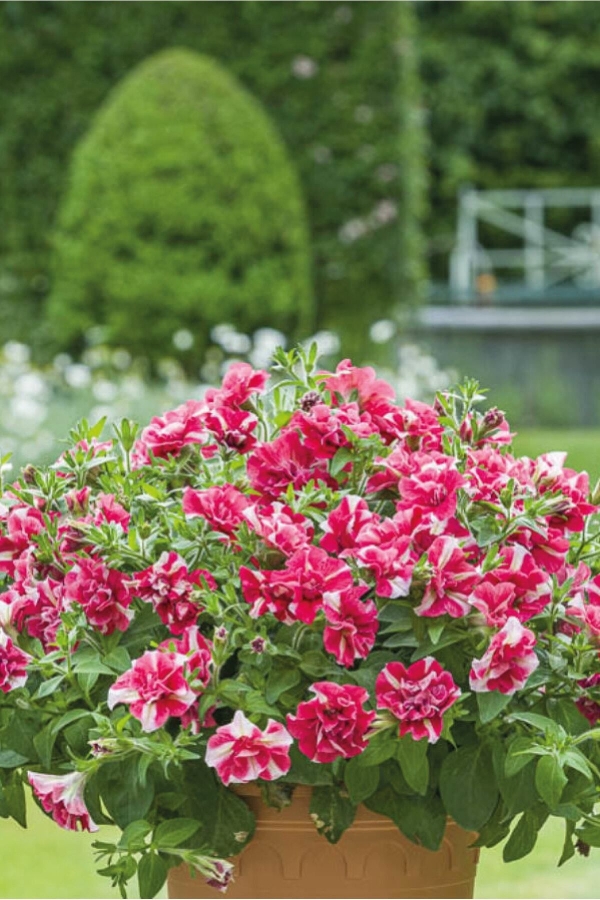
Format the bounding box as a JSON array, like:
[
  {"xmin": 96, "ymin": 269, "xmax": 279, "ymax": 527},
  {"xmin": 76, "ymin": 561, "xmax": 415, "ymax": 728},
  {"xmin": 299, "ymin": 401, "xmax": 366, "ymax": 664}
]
[{"xmin": 1, "ymin": 428, "xmax": 600, "ymax": 899}]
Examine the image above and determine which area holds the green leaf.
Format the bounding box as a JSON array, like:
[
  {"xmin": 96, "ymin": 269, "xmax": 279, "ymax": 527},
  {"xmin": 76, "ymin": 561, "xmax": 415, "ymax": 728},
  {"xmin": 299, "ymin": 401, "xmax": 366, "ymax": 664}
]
[
  {"xmin": 309, "ymin": 785, "xmax": 356, "ymax": 844},
  {"xmin": 118, "ymin": 820, "xmax": 153, "ymax": 851},
  {"xmin": 364, "ymin": 788, "xmax": 446, "ymax": 851},
  {"xmin": 138, "ymin": 851, "xmax": 167, "ymax": 900},
  {"xmin": 503, "ymin": 810, "xmax": 545, "ymax": 862},
  {"xmin": 498, "ymin": 760, "xmax": 538, "ymax": 816},
  {"xmin": 4, "ymin": 774, "xmax": 26, "ymax": 828},
  {"xmin": 559, "ymin": 821, "xmax": 576, "ymax": 867},
  {"xmin": 476, "ymin": 691, "xmax": 511, "ymax": 724},
  {"xmin": 354, "ymin": 734, "xmax": 397, "ymax": 767},
  {"xmin": 104, "ymin": 647, "xmax": 132, "ymax": 674},
  {"xmin": 0, "ymin": 750, "xmax": 28, "ymax": 768},
  {"xmin": 97, "ymin": 757, "xmax": 155, "ymax": 828},
  {"xmin": 183, "ymin": 761, "xmax": 255, "ymax": 857},
  {"xmin": 33, "ymin": 675, "xmax": 65, "ymax": 700},
  {"xmin": 508, "ymin": 711, "xmax": 564, "ymax": 739},
  {"xmin": 440, "ymin": 744, "xmax": 498, "ymax": 830},
  {"xmin": 265, "ymin": 664, "xmax": 301, "ymax": 704},
  {"xmin": 535, "ymin": 755, "xmax": 567, "ymax": 810},
  {"xmin": 505, "ymin": 736, "xmax": 537, "ymax": 778},
  {"xmin": 344, "ymin": 758, "xmax": 380, "ymax": 804},
  {"xmin": 330, "ymin": 447, "xmax": 354, "ymax": 477},
  {"xmin": 154, "ymin": 817, "xmax": 201, "ymax": 849},
  {"xmin": 396, "ymin": 735, "xmax": 429, "ymax": 796},
  {"xmin": 561, "ymin": 748, "xmax": 593, "ymax": 780}
]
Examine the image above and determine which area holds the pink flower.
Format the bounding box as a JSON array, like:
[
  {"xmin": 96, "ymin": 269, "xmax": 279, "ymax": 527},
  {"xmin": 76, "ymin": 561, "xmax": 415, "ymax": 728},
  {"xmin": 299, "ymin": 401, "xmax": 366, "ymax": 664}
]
[
  {"xmin": 0, "ymin": 505, "xmax": 47, "ymax": 577},
  {"xmin": 204, "ymin": 362, "xmax": 268, "ymax": 408},
  {"xmin": 534, "ymin": 453, "xmax": 596, "ymax": 533},
  {"xmin": 469, "ymin": 581, "xmax": 517, "ymax": 627},
  {"xmin": 183, "ymin": 485, "xmax": 251, "ymax": 536},
  {"xmin": 415, "ymin": 537, "xmax": 480, "ymax": 618},
  {"xmin": 323, "ymin": 359, "xmax": 395, "ymax": 412},
  {"xmin": 241, "ymin": 547, "xmax": 354, "ymax": 624},
  {"xmin": 469, "ymin": 617, "xmax": 539, "ymax": 695},
  {"xmin": 320, "ymin": 496, "xmax": 376, "ymax": 555},
  {"xmin": 286, "ymin": 682, "xmax": 375, "ymax": 763},
  {"xmin": 243, "ymin": 502, "xmax": 314, "ymax": 556},
  {"xmin": 93, "ymin": 494, "xmax": 130, "ymax": 531},
  {"xmin": 323, "ymin": 588, "xmax": 378, "ymax": 667},
  {"xmin": 375, "ymin": 398, "xmax": 443, "ymax": 451},
  {"xmin": 576, "ymin": 673, "xmax": 600, "ymax": 725},
  {"xmin": 375, "ymin": 657, "xmax": 461, "ymax": 743},
  {"xmin": 352, "ymin": 518, "xmax": 415, "ymax": 598},
  {"xmin": 108, "ymin": 649, "xmax": 197, "ymax": 732},
  {"xmin": 397, "ymin": 454, "xmax": 466, "ymax": 522},
  {"xmin": 160, "ymin": 626, "xmax": 213, "ymax": 689},
  {"xmin": 7, "ymin": 577, "xmax": 64, "ymax": 649},
  {"xmin": 133, "ymin": 552, "xmax": 216, "ymax": 635},
  {"xmin": 0, "ymin": 630, "xmax": 31, "ymax": 692},
  {"xmin": 203, "ymin": 406, "xmax": 259, "ymax": 454},
  {"xmin": 247, "ymin": 430, "xmax": 333, "ymax": 499},
  {"xmin": 205, "ymin": 710, "xmax": 292, "ymax": 785},
  {"xmin": 289, "ymin": 402, "xmax": 376, "ymax": 460},
  {"xmin": 132, "ymin": 400, "xmax": 213, "ymax": 467},
  {"xmin": 483, "ymin": 546, "xmax": 552, "ymax": 622},
  {"xmin": 64, "ymin": 558, "xmax": 133, "ymax": 635},
  {"xmin": 28, "ymin": 770, "xmax": 98, "ymax": 832}
]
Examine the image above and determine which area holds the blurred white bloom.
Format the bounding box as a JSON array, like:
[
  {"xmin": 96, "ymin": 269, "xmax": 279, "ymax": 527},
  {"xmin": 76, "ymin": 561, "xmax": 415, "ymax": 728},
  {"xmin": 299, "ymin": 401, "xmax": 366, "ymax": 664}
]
[
  {"xmin": 304, "ymin": 330, "xmax": 341, "ymax": 358},
  {"xmin": 89, "ymin": 405, "xmax": 115, "ymax": 424},
  {"xmin": 250, "ymin": 328, "xmax": 286, "ymax": 369},
  {"xmin": 216, "ymin": 331, "xmax": 251, "ymax": 355},
  {"xmin": 338, "ymin": 218, "xmax": 368, "ymax": 244},
  {"xmin": 92, "ymin": 379, "xmax": 119, "ymax": 403},
  {"xmin": 112, "ymin": 349, "xmax": 132, "ymax": 371},
  {"xmin": 3, "ymin": 341, "xmax": 30, "ymax": 365},
  {"xmin": 63, "ymin": 363, "xmax": 92, "ymax": 389},
  {"xmin": 83, "ymin": 346, "xmax": 112, "ymax": 369},
  {"xmin": 13, "ymin": 372, "xmax": 49, "ymax": 400},
  {"xmin": 312, "ymin": 145, "xmax": 332, "ymax": 164},
  {"xmin": 371, "ymin": 200, "xmax": 398, "ymax": 226},
  {"xmin": 357, "ymin": 144, "xmax": 376, "ymax": 163},
  {"xmin": 53, "ymin": 352, "xmax": 72, "ymax": 372},
  {"xmin": 334, "ymin": 5, "xmax": 353, "ymax": 23},
  {"xmin": 172, "ymin": 329, "xmax": 195, "ymax": 351},
  {"xmin": 85, "ymin": 325, "xmax": 109, "ymax": 347},
  {"xmin": 354, "ymin": 105, "xmax": 374, "ymax": 125},
  {"xmin": 370, "ymin": 319, "xmax": 397, "ymax": 344},
  {"xmin": 376, "ymin": 164, "xmax": 398, "ymax": 183},
  {"xmin": 9, "ymin": 396, "xmax": 47, "ymax": 431},
  {"xmin": 292, "ymin": 55, "xmax": 318, "ymax": 79}
]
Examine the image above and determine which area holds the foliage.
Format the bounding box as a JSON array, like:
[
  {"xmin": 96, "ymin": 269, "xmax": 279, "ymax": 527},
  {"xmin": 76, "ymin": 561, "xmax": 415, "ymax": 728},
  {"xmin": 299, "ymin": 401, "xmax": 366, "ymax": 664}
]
[
  {"xmin": 47, "ymin": 49, "xmax": 312, "ymax": 369},
  {"xmin": 0, "ymin": 1, "xmax": 424, "ymax": 358},
  {"xmin": 418, "ymin": 0, "xmax": 600, "ymax": 276},
  {"xmin": 1, "ymin": 349, "xmax": 600, "ymax": 896}
]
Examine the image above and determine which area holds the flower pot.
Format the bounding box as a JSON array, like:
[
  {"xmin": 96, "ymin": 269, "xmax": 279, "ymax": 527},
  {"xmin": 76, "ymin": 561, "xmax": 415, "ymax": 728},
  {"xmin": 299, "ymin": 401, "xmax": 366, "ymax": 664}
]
[{"xmin": 167, "ymin": 786, "xmax": 479, "ymax": 899}]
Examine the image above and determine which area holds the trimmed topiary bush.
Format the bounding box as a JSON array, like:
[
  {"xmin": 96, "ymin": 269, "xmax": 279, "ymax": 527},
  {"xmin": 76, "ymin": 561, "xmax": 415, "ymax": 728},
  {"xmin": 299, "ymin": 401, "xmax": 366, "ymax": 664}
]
[{"xmin": 48, "ymin": 48, "xmax": 313, "ymax": 367}]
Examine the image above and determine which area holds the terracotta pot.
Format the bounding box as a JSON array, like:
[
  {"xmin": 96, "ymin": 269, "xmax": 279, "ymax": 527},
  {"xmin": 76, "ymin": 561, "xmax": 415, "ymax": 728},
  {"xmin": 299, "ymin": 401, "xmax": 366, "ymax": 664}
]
[{"xmin": 167, "ymin": 786, "xmax": 479, "ymax": 899}]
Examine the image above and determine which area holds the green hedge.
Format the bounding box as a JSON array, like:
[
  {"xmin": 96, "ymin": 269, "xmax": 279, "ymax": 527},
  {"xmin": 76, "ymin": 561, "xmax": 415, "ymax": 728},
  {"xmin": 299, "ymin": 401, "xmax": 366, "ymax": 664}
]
[
  {"xmin": 0, "ymin": 1, "xmax": 424, "ymax": 358},
  {"xmin": 48, "ymin": 49, "xmax": 313, "ymax": 367},
  {"xmin": 418, "ymin": 0, "xmax": 600, "ymax": 278}
]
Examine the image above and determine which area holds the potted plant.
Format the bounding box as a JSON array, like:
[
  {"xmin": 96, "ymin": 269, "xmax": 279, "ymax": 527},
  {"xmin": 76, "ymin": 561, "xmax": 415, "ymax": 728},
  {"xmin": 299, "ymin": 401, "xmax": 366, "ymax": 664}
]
[{"xmin": 1, "ymin": 346, "xmax": 599, "ymax": 899}]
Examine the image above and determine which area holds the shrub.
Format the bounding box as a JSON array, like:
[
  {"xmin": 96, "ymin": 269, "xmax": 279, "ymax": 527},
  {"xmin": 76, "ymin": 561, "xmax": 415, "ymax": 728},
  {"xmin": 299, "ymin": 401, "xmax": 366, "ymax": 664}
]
[
  {"xmin": 47, "ymin": 48, "xmax": 313, "ymax": 368},
  {"xmin": 0, "ymin": 2, "xmax": 424, "ymax": 358}
]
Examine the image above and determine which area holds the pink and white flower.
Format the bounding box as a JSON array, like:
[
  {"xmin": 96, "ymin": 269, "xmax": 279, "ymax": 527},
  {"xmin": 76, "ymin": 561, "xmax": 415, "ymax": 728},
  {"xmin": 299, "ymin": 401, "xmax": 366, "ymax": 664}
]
[
  {"xmin": 415, "ymin": 537, "xmax": 480, "ymax": 618},
  {"xmin": 323, "ymin": 587, "xmax": 378, "ymax": 667},
  {"xmin": 243, "ymin": 502, "xmax": 314, "ymax": 556},
  {"xmin": 0, "ymin": 630, "xmax": 31, "ymax": 692},
  {"xmin": 133, "ymin": 552, "xmax": 216, "ymax": 635},
  {"xmin": 28, "ymin": 770, "xmax": 98, "ymax": 832},
  {"xmin": 108, "ymin": 649, "xmax": 197, "ymax": 732},
  {"xmin": 205, "ymin": 710, "xmax": 292, "ymax": 785},
  {"xmin": 132, "ymin": 400, "xmax": 213, "ymax": 467},
  {"xmin": 64, "ymin": 558, "xmax": 133, "ymax": 635},
  {"xmin": 320, "ymin": 496, "xmax": 375, "ymax": 555},
  {"xmin": 469, "ymin": 617, "xmax": 539, "ymax": 694},
  {"xmin": 375, "ymin": 657, "xmax": 461, "ymax": 743},
  {"xmin": 183, "ymin": 484, "xmax": 251, "ymax": 536},
  {"xmin": 286, "ymin": 682, "xmax": 375, "ymax": 763},
  {"xmin": 247, "ymin": 431, "xmax": 332, "ymax": 499}
]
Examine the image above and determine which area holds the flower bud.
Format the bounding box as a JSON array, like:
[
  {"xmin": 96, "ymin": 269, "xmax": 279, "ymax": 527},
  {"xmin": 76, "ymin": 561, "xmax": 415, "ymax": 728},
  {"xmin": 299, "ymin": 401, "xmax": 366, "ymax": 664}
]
[{"xmin": 300, "ymin": 390, "xmax": 320, "ymax": 411}]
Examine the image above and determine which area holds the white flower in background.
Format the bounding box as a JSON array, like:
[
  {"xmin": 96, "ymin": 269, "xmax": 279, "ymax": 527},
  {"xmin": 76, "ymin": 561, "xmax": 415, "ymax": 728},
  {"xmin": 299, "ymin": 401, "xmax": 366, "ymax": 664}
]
[
  {"xmin": 370, "ymin": 319, "xmax": 397, "ymax": 344},
  {"xmin": 92, "ymin": 379, "xmax": 119, "ymax": 403},
  {"xmin": 376, "ymin": 164, "xmax": 398, "ymax": 184},
  {"xmin": 354, "ymin": 105, "xmax": 374, "ymax": 125},
  {"xmin": 334, "ymin": 5, "xmax": 353, "ymax": 24},
  {"xmin": 53, "ymin": 353, "xmax": 72, "ymax": 373},
  {"xmin": 370, "ymin": 200, "xmax": 398, "ymax": 227},
  {"xmin": 172, "ymin": 329, "xmax": 195, "ymax": 351},
  {"xmin": 3, "ymin": 341, "xmax": 30, "ymax": 366},
  {"xmin": 302, "ymin": 330, "xmax": 341, "ymax": 358},
  {"xmin": 338, "ymin": 218, "xmax": 368, "ymax": 244},
  {"xmin": 291, "ymin": 55, "xmax": 318, "ymax": 79},
  {"xmin": 249, "ymin": 328, "xmax": 287, "ymax": 368},
  {"xmin": 64, "ymin": 364, "xmax": 92, "ymax": 389},
  {"xmin": 111, "ymin": 349, "xmax": 132, "ymax": 371},
  {"xmin": 9, "ymin": 396, "xmax": 47, "ymax": 432},
  {"xmin": 312, "ymin": 145, "xmax": 332, "ymax": 164},
  {"xmin": 13, "ymin": 372, "xmax": 49, "ymax": 400}
]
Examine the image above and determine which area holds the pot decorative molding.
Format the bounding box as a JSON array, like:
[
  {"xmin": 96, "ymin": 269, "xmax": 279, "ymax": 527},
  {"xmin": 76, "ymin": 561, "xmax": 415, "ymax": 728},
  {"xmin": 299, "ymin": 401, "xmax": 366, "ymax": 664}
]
[{"xmin": 167, "ymin": 787, "xmax": 479, "ymax": 899}]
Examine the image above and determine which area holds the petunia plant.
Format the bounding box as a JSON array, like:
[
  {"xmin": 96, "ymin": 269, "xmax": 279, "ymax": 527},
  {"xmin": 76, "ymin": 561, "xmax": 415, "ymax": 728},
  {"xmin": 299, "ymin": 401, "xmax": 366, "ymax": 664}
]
[{"xmin": 1, "ymin": 345, "xmax": 600, "ymax": 898}]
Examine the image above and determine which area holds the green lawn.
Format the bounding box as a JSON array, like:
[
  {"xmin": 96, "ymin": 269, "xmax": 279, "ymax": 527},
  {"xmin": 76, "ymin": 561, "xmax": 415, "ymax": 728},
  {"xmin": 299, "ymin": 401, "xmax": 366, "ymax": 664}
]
[{"xmin": 1, "ymin": 800, "xmax": 599, "ymax": 899}]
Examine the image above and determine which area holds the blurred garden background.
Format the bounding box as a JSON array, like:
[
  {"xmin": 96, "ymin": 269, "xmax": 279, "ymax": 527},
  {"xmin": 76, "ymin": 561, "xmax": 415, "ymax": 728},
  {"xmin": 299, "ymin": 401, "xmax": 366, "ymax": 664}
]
[{"xmin": 1, "ymin": 0, "xmax": 600, "ymax": 896}]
